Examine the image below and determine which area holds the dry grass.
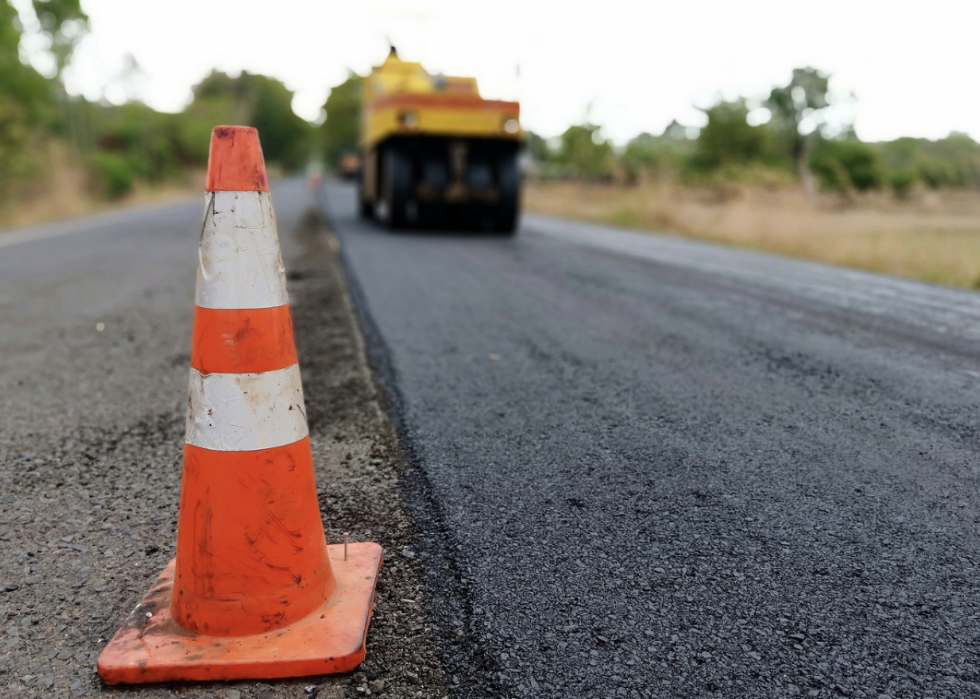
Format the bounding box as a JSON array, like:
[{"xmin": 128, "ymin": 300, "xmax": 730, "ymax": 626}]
[
  {"xmin": 0, "ymin": 144, "xmax": 201, "ymax": 231},
  {"xmin": 525, "ymin": 180, "xmax": 980, "ymax": 289}
]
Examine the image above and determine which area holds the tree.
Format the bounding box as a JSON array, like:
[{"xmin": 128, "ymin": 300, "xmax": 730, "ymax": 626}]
[
  {"xmin": 10, "ymin": 1, "xmax": 90, "ymax": 157},
  {"xmin": 766, "ymin": 67, "xmax": 831, "ymax": 195},
  {"xmin": 556, "ymin": 123, "xmax": 613, "ymax": 180},
  {"xmin": 662, "ymin": 119, "xmax": 691, "ymax": 143},
  {"xmin": 320, "ymin": 71, "xmax": 361, "ymax": 169},
  {"xmin": 621, "ymin": 132, "xmax": 669, "ymax": 183},
  {"xmin": 0, "ymin": 1, "xmax": 49, "ymax": 113},
  {"xmin": 188, "ymin": 70, "xmax": 313, "ymax": 171},
  {"xmin": 0, "ymin": 0, "xmax": 54, "ymax": 195},
  {"xmin": 249, "ymin": 74, "xmax": 312, "ymax": 171},
  {"xmin": 809, "ymin": 137, "xmax": 884, "ymax": 193},
  {"xmin": 878, "ymin": 133, "xmax": 980, "ymax": 190},
  {"xmin": 690, "ymin": 98, "xmax": 767, "ymax": 171},
  {"xmin": 31, "ymin": 0, "xmax": 88, "ymax": 79},
  {"xmin": 524, "ymin": 131, "xmax": 550, "ymax": 164}
]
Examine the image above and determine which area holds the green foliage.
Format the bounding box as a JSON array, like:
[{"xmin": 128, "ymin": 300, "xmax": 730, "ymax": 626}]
[
  {"xmin": 534, "ymin": 75, "xmax": 976, "ymax": 198},
  {"xmin": 621, "ymin": 128, "xmax": 694, "ymax": 183},
  {"xmin": 189, "ymin": 70, "xmax": 313, "ymax": 171},
  {"xmin": 0, "ymin": 0, "xmax": 55, "ymax": 194},
  {"xmin": 92, "ymin": 151, "xmax": 135, "ymax": 199},
  {"xmin": 889, "ymin": 170, "xmax": 916, "ymax": 199},
  {"xmin": 809, "ymin": 138, "xmax": 884, "ymax": 192},
  {"xmin": 252, "ymin": 78, "xmax": 310, "ymax": 170},
  {"xmin": 62, "ymin": 70, "xmax": 316, "ymax": 201},
  {"xmin": 766, "ymin": 67, "xmax": 833, "ymax": 182},
  {"xmin": 877, "ymin": 133, "xmax": 980, "ymax": 190},
  {"xmin": 71, "ymin": 69, "xmax": 320, "ymax": 195},
  {"xmin": 557, "ymin": 123, "xmax": 613, "ymax": 180},
  {"xmin": 31, "ymin": 0, "xmax": 88, "ymax": 75},
  {"xmin": 87, "ymin": 101, "xmax": 195, "ymax": 180},
  {"xmin": 320, "ymin": 71, "xmax": 361, "ymax": 169},
  {"xmin": 622, "ymin": 132, "xmax": 662, "ymax": 179},
  {"xmin": 0, "ymin": 99, "xmax": 36, "ymax": 183},
  {"xmin": 690, "ymin": 99, "xmax": 768, "ymax": 171},
  {"xmin": 767, "ymin": 67, "xmax": 830, "ymax": 131},
  {"xmin": 1, "ymin": 1, "xmax": 48, "ymax": 113},
  {"xmin": 525, "ymin": 131, "xmax": 550, "ymax": 164},
  {"xmin": 919, "ymin": 160, "xmax": 962, "ymax": 189}
]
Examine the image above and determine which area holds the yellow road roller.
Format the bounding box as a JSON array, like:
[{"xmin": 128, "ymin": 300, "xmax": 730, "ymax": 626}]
[{"xmin": 359, "ymin": 48, "xmax": 522, "ymax": 233}]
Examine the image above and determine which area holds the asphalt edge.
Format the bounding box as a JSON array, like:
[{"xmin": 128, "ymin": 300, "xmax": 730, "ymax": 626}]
[{"xmin": 316, "ymin": 187, "xmax": 507, "ymax": 699}]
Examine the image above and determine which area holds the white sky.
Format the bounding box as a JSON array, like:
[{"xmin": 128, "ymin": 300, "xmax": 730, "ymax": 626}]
[{"xmin": 15, "ymin": 0, "xmax": 980, "ymax": 144}]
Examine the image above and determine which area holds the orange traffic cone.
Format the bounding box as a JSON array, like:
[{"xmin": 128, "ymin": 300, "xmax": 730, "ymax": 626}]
[{"xmin": 97, "ymin": 126, "xmax": 383, "ymax": 684}]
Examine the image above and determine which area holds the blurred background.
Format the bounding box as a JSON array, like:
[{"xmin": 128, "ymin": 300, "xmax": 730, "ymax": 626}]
[{"xmin": 2, "ymin": 0, "xmax": 979, "ymax": 285}]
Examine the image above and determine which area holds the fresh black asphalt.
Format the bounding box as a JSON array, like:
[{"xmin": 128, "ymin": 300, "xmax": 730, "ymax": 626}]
[{"xmin": 321, "ymin": 181, "xmax": 980, "ymax": 699}]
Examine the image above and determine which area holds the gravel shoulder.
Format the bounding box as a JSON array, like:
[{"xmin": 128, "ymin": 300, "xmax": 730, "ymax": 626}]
[{"xmin": 0, "ymin": 183, "xmax": 448, "ymax": 698}]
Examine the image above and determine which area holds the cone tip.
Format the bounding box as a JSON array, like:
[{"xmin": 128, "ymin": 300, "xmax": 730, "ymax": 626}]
[{"xmin": 206, "ymin": 126, "xmax": 269, "ymax": 192}]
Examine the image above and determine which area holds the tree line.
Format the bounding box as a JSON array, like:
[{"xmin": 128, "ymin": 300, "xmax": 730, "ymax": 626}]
[
  {"xmin": 525, "ymin": 69, "xmax": 980, "ymax": 198},
  {"xmin": 3, "ymin": 1, "xmax": 978, "ymax": 208},
  {"xmin": 1, "ymin": 1, "xmax": 320, "ymax": 204}
]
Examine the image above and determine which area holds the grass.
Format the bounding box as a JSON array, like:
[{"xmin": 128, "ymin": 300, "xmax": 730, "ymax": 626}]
[{"xmin": 524, "ymin": 180, "xmax": 980, "ymax": 289}]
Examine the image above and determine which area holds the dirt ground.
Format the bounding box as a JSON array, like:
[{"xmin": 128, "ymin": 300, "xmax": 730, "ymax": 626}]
[{"xmin": 0, "ymin": 204, "xmax": 448, "ymax": 698}]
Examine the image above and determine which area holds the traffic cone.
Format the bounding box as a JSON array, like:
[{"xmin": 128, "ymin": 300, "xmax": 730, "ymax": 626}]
[{"xmin": 97, "ymin": 126, "xmax": 383, "ymax": 684}]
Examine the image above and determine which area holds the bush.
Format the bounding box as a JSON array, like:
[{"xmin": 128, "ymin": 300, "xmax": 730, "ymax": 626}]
[
  {"xmin": 918, "ymin": 159, "xmax": 965, "ymax": 189},
  {"xmin": 877, "ymin": 133, "xmax": 980, "ymax": 191},
  {"xmin": 889, "ymin": 170, "xmax": 916, "ymax": 199},
  {"xmin": 557, "ymin": 124, "xmax": 614, "ymax": 180},
  {"xmin": 622, "ymin": 132, "xmax": 663, "ymax": 181},
  {"xmin": 690, "ymin": 99, "xmax": 768, "ymax": 172},
  {"xmin": 810, "ymin": 139, "xmax": 884, "ymax": 192},
  {"xmin": 92, "ymin": 152, "xmax": 135, "ymax": 199}
]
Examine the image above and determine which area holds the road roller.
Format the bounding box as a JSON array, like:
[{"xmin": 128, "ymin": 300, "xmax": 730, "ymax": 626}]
[{"xmin": 359, "ymin": 47, "xmax": 522, "ymax": 233}]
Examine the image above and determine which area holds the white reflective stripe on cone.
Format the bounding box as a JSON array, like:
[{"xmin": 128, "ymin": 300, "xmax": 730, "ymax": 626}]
[
  {"xmin": 196, "ymin": 191, "xmax": 288, "ymax": 310},
  {"xmin": 185, "ymin": 364, "xmax": 308, "ymax": 452}
]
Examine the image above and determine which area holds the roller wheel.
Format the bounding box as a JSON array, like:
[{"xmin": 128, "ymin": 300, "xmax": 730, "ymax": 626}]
[
  {"xmin": 494, "ymin": 150, "xmax": 520, "ymax": 235},
  {"xmin": 359, "ymin": 198, "xmax": 373, "ymax": 219},
  {"xmin": 358, "ymin": 180, "xmax": 373, "ymax": 219},
  {"xmin": 419, "ymin": 154, "xmax": 449, "ymax": 228},
  {"xmin": 380, "ymin": 144, "xmax": 414, "ymax": 229}
]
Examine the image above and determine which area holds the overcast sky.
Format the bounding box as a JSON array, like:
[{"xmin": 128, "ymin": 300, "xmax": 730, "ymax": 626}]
[{"xmin": 15, "ymin": 0, "xmax": 979, "ymax": 144}]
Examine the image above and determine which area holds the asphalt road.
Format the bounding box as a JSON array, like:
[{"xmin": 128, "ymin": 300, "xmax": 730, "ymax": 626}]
[{"xmin": 322, "ymin": 181, "xmax": 980, "ymax": 699}]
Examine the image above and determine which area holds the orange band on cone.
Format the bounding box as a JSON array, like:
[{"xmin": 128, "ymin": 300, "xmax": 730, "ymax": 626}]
[
  {"xmin": 205, "ymin": 126, "xmax": 269, "ymax": 192},
  {"xmin": 172, "ymin": 437, "xmax": 335, "ymax": 637},
  {"xmin": 190, "ymin": 305, "xmax": 298, "ymax": 375}
]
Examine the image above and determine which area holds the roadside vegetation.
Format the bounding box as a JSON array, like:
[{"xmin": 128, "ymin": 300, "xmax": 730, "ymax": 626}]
[
  {"xmin": 523, "ymin": 69, "xmax": 980, "ymax": 288},
  {"xmin": 0, "ymin": 1, "xmax": 329, "ymax": 227},
  {"xmin": 528, "ymin": 69, "xmax": 980, "ymax": 197}
]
